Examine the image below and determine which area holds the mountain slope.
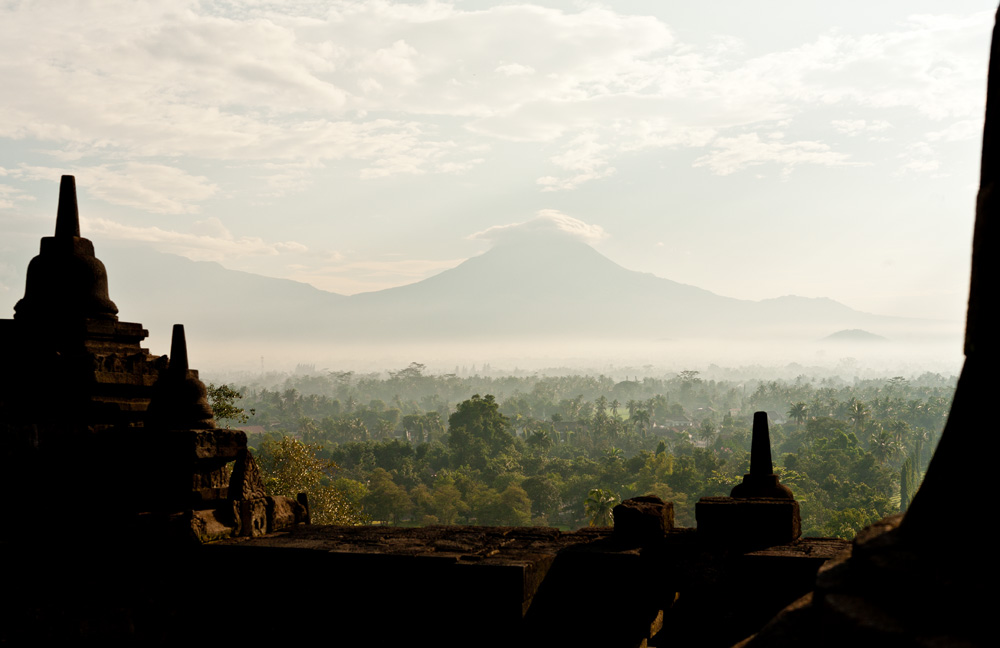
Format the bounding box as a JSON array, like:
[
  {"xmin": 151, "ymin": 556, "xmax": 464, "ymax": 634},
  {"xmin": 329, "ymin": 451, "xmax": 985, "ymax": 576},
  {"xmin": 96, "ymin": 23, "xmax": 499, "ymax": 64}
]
[
  {"xmin": 100, "ymin": 245, "xmax": 346, "ymax": 340},
  {"xmin": 338, "ymin": 234, "xmax": 888, "ymax": 341},
  {"xmin": 89, "ymin": 235, "xmax": 920, "ymax": 346}
]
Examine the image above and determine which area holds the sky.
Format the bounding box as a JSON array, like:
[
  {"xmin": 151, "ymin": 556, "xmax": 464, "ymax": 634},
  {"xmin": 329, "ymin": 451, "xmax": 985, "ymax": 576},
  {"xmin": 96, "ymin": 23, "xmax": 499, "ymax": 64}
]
[{"xmin": 0, "ymin": 0, "xmax": 995, "ymax": 327}]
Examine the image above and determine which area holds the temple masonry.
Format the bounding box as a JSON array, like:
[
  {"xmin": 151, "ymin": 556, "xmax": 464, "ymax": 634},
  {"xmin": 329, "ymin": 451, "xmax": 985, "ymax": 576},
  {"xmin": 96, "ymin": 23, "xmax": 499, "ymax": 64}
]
[{"xmin": 0, "ymin": 175, "xmax": 307, "ymax": 545}]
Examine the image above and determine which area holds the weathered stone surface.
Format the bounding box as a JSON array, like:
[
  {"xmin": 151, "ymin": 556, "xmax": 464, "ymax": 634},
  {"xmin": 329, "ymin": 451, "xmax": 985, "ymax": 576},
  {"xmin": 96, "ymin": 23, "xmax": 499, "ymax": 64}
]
[
  {"xmin": 190, "ymin": 508, "xmax": 236, "ymax": 543},
  {"xmin": 229, "ymin": 449, "xmax": 266, "ymax": 500},
  {"xmin": 191, "ymin": 429, "xmax": 245, "ymax": 461},
  {"xmin": 266, "ymin": 495, "xmax": 308, "ymax": 532},
  {"xmin": 296, "ymin": 492, "xmax": 311, "ymax": 525},
  {"xmin": 193, "ymin": 487, "xmax": 229, "ymax": 502},
  {"xmin": 239, "ymin": 498, "xmax": 268, "ymax": 537},
  {"xmin": 613, "ymin": 495, "xmax": 673, "ymax": 546}
]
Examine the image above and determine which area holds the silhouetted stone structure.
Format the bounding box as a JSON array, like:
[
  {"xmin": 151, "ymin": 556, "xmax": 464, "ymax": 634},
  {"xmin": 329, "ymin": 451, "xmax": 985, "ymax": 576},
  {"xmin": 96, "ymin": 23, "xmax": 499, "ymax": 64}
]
[
  {"xmin": 731, "ymin": 412, "xmax": 795, "ymax": 499},
  {"xmin": 0, "ymin": 176, "xmax": 305, "ymax": 545},
  {"xmin": 696, "ymin": 412, "xmax": 801, "ymax": 550}
]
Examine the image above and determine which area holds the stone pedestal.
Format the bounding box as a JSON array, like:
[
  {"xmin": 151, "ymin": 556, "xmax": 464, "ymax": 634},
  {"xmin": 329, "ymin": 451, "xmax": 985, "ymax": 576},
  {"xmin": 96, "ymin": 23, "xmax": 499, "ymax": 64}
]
[{"xmin": 696, "ymin": 496, "xmax": 800, "ymax": 550}]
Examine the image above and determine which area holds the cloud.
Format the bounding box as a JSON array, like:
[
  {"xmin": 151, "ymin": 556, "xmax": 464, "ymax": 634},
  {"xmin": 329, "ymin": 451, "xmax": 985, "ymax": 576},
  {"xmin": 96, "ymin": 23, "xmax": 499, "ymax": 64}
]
[
  {"xmin": 927, "ymin": 119, "xmax": 982, "ymax": 142},
  {"xmin": 0, "ymin": 2, "xmax": 671, "ymax": 171},
  {"xmin": 896, "ymin": 142, "xmax": 941, "ymax": 174},
  {"xmin": 288, "ymin": 256, "xmax": 465, "ymax": 295},
  {"xmin": 693, "ymin": 133, "xmax": 866, "ymax": 176},
  {"xmin": 469, "ymin": 210, "xmax": 608, "ymax": 245},
  {"xmin": 495, "ymin": 63, "xmax": 535, "ymax": 77},
  {"xmin": 536, "ymin": 132, "xmax": 616, "ymax": 191},
  {"xmin": 832, "ymin": 119, "xmax": 892, "ymax": 136},
  {"xmin": 83, "ymin": 217, "xmax": 308, "ymax": 262},
  {"xmin": 14, "ymin": 164, "xmax": 216, "ymax": 214},
  {"xmin": 0, "ymin": 182, "xmax": 34, "ymax": 209},
  {"xmin": 0, "ymin": 1, "xmax": 991, "ymax": 198}
]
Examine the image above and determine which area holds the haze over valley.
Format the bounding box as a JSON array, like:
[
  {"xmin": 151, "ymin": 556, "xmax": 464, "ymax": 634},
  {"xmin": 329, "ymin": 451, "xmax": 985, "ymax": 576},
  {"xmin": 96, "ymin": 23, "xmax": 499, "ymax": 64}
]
[
  {"xmin": 76, "ymin": 215, "xmax": 962, "ymax": 377},
  {"xmin": 0, "ymin": 1, "xmax": 986, "ymax": 378}
]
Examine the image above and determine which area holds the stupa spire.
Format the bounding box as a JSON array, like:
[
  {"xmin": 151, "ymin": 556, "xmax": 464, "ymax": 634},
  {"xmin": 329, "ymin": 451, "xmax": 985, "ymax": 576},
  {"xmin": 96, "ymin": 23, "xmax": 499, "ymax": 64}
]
[
  {"xmin": 730, "ymin": 412, "xmax": 793, "ymax": 499},
  {"xmin": 169, "ymin": 324, "xmax": 190, "ymax": 374},
  {"xmin": 54, "ymin": 175, "xmax": 81, "ymax": 239},
  {"xmin": 146, "ymin": 323, "xmax": 216, "ymax": 430},
  {"xmin": 748, "ymin": 411, "xmax": 774, "ymax": 476}
]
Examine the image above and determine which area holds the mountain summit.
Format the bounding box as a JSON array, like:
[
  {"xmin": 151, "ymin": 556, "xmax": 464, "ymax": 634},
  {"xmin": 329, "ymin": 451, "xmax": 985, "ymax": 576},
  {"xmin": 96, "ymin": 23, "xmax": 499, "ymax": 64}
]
[{"xmin": 339, "ymin": 233, "xmax": 881, "ymax": 342}]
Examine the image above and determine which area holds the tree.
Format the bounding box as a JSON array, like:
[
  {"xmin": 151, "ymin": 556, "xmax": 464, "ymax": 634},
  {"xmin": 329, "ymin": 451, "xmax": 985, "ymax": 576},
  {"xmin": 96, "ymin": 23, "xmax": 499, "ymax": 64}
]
[
  {"xmin": 363, "ymin": 468, "xmax": 412, "ymax": 525},
  {"xmin": 207, "ymin": 383, "xmax": 255, "ymax": 427},
  {"xmin": 697, "ymin": 419, "xmax": 716, "ymax": 445},
  {"xmin": 595, "ymin": 395, "xmax": 609, "ymax": 415},
  {"xmin": 478, "ymin": 485, "xmax": 532, "ymax": 526},
  {"xmin": 787, "ymin": 402, "xmax": 808, "ymax": 428},
  {"xmin": 431, "ymin": 474, "xmax": 467, "ymax": 524},
  {"xmin": 848, "ymin": 398, "xmax": 870, "ymax": 435},
  {"xmin": 869, "ymin": 431, "xmax": 898, "ymax": 465},
  {"xmin": 254, "ymin": 436, "xmax": 367, "ymax": 525},
  {"xmin": 526, "ymin": 429, "xmax": 554, "ymax": 453},
  {"xmin": 447, "ymin": 394, "xmax": 515, "ymax": 469},
  {"xmin": 899, "ymin": 456, "xmax": 918, "ymax": 512},
  {"xmin": 521, "ymin": 475, "xmax": 560, "ymax": 520},
  {"xmin": 584, "ymin": 488, "xmax": 619, "ymax": 527},
  {"xmin": 632, "ymin": 409, "xmax": 651, "ymax": 437}
]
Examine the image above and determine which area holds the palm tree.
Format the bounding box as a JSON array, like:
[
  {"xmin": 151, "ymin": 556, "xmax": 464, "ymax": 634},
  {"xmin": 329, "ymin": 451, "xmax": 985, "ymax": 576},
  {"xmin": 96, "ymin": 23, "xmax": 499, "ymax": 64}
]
[
  {"xmin": 697, "ymin": 419, "xmax": 716, "ymax": 445},
  {"xmin": 849, "ymin": 399, "xmax": 870, "ymax": 435},
  {"xmin": 610, "ymin": 399, "xmax": 620, "ymax": 418},
  {"xmin": 787, "ymin": 402, "xmax": 808, "ymax": 428},
  {"xmin": 584, "ymin": 488, "xmax": 619, "ymax": 527},
  {"xmin": 595, "ymin": 395, "xmax": 609, "ymax": 415},
  {"xmin": 869, "ymin": 431, "xmax": 898, "ymax": 465},
  {"xmin": 632, "ymin": 409, "xmax": 651, "ymax": 438}
]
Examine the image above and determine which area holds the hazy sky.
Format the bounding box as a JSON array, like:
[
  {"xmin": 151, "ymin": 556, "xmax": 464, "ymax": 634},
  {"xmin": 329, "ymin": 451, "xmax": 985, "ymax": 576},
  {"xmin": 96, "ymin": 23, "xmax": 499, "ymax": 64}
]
[{"xmin": 1, "ymin": 1, "xmax": 994, "ymax": 324}]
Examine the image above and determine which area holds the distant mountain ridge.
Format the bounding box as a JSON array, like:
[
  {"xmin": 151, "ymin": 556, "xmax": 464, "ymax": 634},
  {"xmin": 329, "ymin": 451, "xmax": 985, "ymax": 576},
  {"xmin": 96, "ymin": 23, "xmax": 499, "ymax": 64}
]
[{"xmin": 93, "ymin": 234, "xmax": 922, "ymax": 346}]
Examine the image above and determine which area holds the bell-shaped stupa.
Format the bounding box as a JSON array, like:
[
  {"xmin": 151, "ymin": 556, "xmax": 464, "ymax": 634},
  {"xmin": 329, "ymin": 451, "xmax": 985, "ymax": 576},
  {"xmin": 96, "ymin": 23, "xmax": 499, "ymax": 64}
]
[{"xmin": 14, "ymin": 175, "xmax": 118, "ymax": 323}]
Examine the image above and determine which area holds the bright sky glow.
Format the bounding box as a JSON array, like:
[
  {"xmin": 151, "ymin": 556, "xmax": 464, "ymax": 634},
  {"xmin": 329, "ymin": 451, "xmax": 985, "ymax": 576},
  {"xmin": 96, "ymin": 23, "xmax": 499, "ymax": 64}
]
[{"xmin": 1, "ymin": 1, "xmax": 994, "ymax": 323}]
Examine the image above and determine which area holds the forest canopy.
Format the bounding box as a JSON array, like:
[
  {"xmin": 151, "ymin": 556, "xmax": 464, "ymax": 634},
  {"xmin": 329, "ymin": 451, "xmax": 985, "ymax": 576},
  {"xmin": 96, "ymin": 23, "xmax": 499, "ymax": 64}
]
[{"xmin": 209, "ymin": 366, "xmax": 952, "ymax": 538}]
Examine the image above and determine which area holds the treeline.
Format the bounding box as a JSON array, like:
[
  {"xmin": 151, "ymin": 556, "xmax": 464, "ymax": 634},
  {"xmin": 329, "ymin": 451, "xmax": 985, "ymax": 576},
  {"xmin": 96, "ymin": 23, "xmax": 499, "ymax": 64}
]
[{"xmin": 217, "ymin": 365, "xmax": 953, "ymax": 539}]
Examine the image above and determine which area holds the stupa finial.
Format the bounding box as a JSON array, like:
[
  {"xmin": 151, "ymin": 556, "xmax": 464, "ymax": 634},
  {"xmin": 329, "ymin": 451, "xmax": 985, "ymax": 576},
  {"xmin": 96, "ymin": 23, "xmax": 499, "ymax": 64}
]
[
  {"xmin": 730, "ymin": 411, "xmax": 794, "ymax": 499},
  {"xmin": 54, "ymin": 175, "xmax": 81, "ymax": 239},
  {"xmin": 169, "ymin": 324, "xmax": 190, "ymax": 374},
  {"xmin": 749, "ymin": 411, "xmax": 774, "ymax": 476}
]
